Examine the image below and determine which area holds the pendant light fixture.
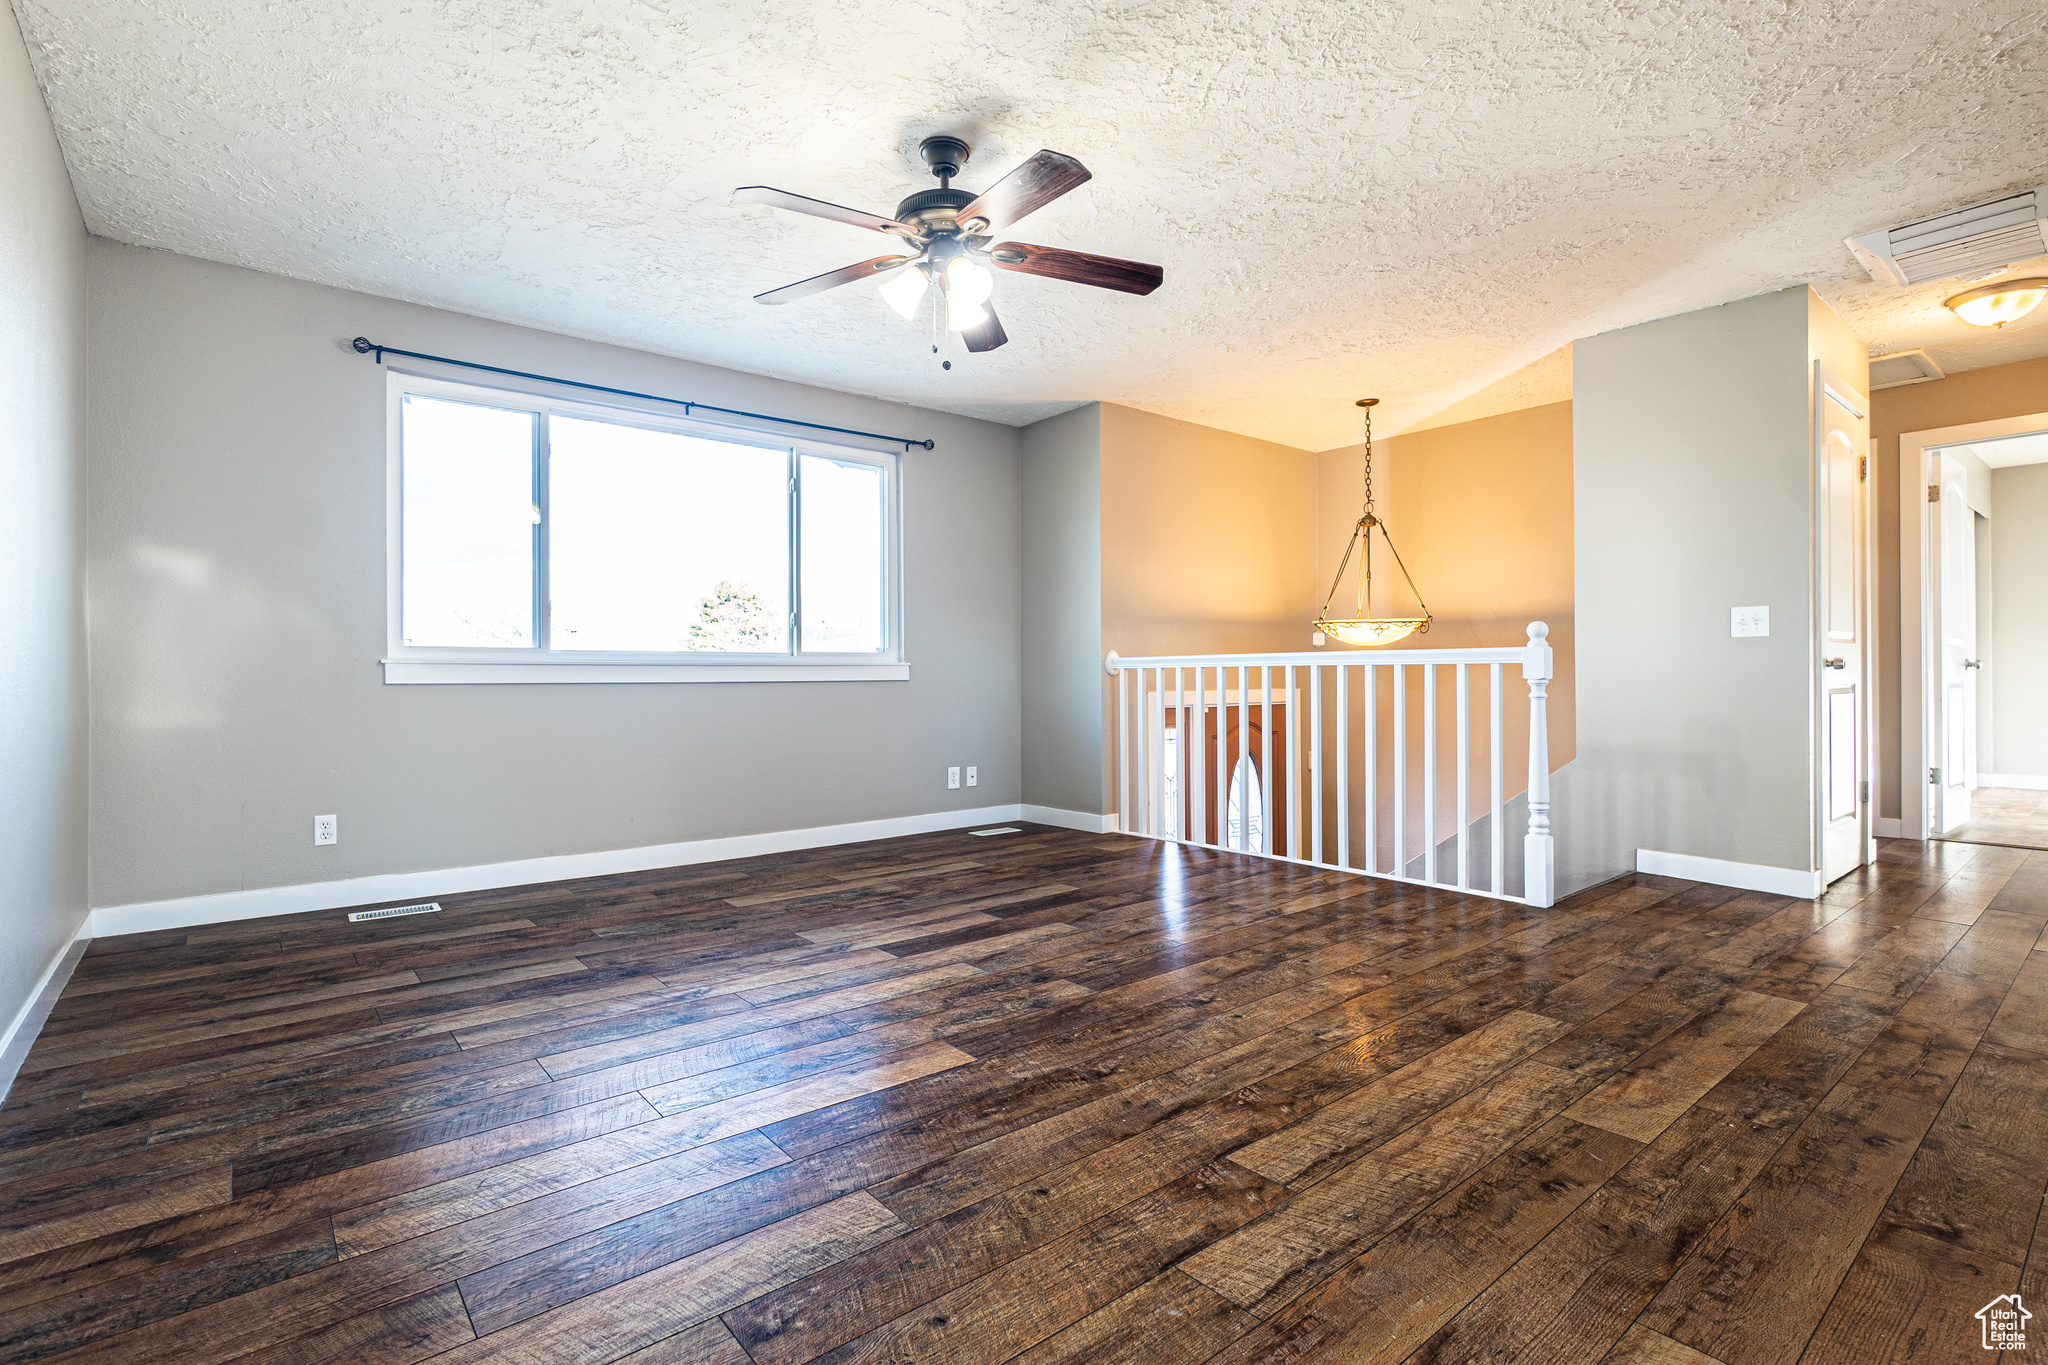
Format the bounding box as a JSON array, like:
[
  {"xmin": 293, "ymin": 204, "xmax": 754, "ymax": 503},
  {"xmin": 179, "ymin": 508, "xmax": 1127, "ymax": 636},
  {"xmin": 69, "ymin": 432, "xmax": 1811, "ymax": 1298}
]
[{"xmin": 1314, "ymin": 399, "xmax": 1431, "ymax": 647}]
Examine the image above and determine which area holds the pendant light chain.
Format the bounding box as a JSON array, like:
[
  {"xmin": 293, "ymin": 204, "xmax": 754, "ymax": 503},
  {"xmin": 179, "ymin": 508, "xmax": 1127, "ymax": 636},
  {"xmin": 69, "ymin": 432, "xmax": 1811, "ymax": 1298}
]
[{"xmin": 1361, "ymin": 401, "xmax": 1375, "ymax": 518}]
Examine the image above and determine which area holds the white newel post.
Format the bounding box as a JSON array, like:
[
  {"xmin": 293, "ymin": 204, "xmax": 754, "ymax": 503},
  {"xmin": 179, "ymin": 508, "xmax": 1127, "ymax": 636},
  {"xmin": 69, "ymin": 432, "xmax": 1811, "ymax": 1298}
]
[{"xmin": 1522, "ymin": 622, "xmax": 1556, "ymax": 908}]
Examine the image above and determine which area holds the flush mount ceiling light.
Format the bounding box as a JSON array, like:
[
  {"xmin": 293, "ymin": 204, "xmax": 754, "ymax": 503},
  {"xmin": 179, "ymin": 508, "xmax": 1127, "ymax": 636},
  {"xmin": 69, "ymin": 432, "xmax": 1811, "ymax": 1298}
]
[
  {"xmin": 735, "ymin": 136, "xmax": 1164, "ymax": 358},
  {"xmin": 1314, "ymin": 399, "xmax": 1431, "ymax": 648},
  {"xmin": 1945, "ymin": 277, "xmax": 2048, "ymax": 328}
]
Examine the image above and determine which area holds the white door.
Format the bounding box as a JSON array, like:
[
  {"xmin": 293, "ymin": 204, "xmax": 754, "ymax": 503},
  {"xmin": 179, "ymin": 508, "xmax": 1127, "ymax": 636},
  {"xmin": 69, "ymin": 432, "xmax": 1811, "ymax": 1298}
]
[
  {"xmin": 1819, "ymin": 382, "xmax": 1869, "ymax": 883},
  {"xmin": 1932, "ymin": 452, "xmax": 1978, "ymax": 833}
]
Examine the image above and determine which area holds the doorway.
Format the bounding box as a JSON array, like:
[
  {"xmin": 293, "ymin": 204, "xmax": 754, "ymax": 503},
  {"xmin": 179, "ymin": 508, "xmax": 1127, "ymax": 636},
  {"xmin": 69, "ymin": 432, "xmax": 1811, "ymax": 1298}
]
[
  {"xmin": 1902, "ymin": 415, "xmax": 2048, "ymax": 852},
  {"xmin": 1817, "ymin": 369, "xmax": 1871, "ymax": 885}
]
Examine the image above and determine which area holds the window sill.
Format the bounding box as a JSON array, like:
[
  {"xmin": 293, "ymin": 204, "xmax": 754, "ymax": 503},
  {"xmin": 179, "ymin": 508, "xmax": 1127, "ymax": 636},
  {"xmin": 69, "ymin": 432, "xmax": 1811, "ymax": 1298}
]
[{"xmin": 380, "ymin": 659, "xmax": 910, "ymax": 685}]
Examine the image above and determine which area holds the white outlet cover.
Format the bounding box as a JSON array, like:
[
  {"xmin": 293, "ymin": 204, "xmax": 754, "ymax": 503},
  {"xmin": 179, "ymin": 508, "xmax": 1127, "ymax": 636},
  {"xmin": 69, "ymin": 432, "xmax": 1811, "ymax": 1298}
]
[
  {"xmin": 947, "ymin": 767, "xmax": 961, "ymax": 790},
  {"xmin": 1731, "ymin": 606, "xmax": 1769, "ymax": 638},
  {"xmin": 965, "ymin": 767, "xmax": 978, "ymax": 787},
  {"xmin": 314, "ymin": 814, "xmax": 339, "ymax": 845}
]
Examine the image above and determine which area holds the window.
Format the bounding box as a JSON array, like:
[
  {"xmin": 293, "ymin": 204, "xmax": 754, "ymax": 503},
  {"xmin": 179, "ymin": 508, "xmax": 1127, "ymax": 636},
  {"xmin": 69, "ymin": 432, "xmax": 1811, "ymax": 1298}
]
[{"xmin": 385, "ymin": 373, "xmax": 903, "ymax": 683}]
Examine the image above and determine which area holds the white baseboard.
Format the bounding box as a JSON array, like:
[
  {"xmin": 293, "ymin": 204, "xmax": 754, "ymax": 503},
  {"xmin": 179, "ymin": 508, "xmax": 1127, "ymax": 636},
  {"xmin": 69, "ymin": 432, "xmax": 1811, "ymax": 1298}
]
[
  {"xmin": 1875, "ymin": 817, "xmax": 1905, "ymax": 839},
  {"xmin": 1978, "ymin": 773, "xmax": 2048, "ymax": 792},
  {"xmin": 1020, "ymin": 805, "xmax": 1118, "ymax": 834},
  {"xmin": 85, "ymin": 803, "xmax": 1114, "ymax": 939},
  {"xmin": 0, "ymin": 925, "xmax": 90, "ymax": 1104},
  {"xmin": 1636, "ymin": 848, "xmax": 1824, "ymax": 900}
]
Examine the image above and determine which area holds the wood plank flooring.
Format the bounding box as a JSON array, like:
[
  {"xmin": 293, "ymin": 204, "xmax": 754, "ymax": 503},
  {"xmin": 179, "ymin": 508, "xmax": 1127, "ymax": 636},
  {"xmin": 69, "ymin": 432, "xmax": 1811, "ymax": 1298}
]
[
  {"xmin": 3, "ymin": 827, "xmax": 2044, "ymax": 1364},
  {"xmin": 1941, "ymin": 785, "xmax": 2048, "ymax": 852}
]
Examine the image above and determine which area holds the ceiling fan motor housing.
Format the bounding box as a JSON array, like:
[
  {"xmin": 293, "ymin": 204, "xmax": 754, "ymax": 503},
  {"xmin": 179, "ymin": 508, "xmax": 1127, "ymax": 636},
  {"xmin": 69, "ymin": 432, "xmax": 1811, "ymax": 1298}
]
[{"xmin": 894, "ymin": 186, "xmax": 976, "ymax": 234}]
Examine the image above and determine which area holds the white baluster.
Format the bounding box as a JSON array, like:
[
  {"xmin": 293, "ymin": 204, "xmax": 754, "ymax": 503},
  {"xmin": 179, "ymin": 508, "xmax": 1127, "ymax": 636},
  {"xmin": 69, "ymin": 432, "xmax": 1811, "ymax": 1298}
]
[
  {"xmin": 1261, "ymin": 665, "xmax": 1273, "ymax": 858},
  {"xmin": 1286, "ymin": 664, "xmax": 1299, "ymax": 860},
  {"xmin": 1523, "ymin": 622, "xmax": 1556, "ymax": 908},
  {"xmin": 1310, "ymin": 665, "xmax": 1323, "ymax": 865},
  {"xmin": 1363, "ymin": 664, "xmax": 1377, "ymax": 875},
  {"xmin": 1393, "ymin": 664, "xmax": 1406, "ymax": 881},
  {"xmin": 1237, "ymin": 665, "xmax": 1250, "ymax": 852},
  {"xmin": 1122, "ymin": 667, "xmax": 1138, "ymax": 839},
  {"xmin": 1490, "ymin": 661, "xmax": 1504, "ymax": 896},
  {"xmin": 1336, "ymin": 663, "xmax": 1350, "ymax": 871},
  {"xmin": 1424, "ymin": 662, "xmax": 1438, "ymax": 886},
  {"xmin": 1456, "ymin": 663, "xmax": 1470, "ymax": 892}
]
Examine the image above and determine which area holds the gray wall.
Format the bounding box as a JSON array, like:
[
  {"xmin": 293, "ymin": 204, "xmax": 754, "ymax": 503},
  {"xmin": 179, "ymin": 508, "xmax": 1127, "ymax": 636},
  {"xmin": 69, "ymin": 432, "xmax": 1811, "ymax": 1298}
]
[
  {"xmin": 86, "ymin": 242, "xmax": 1023, "ymax": 909},
  {"xmin": 1990, "ymin": 463, "xmax": 2048, "ymax": 777},
  {"xmin": 1564, "ymin": 287, "xmax": 1853, "ymax": 885},
  {"xmin": 0, "ymin": 5, "xmax": 88, "ymax": 1041},
  {"xmin": 1019, "ymin": 404, "xmax": 1104, "ymax": 815}
]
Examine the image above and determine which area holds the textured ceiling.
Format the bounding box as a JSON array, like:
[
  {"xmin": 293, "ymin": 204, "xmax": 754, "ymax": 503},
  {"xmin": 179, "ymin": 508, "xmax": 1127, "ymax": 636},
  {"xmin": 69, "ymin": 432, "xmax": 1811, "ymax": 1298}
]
[{"xmin": 16, "ymin": 0, "xmax": 2048, "ymax": 449}]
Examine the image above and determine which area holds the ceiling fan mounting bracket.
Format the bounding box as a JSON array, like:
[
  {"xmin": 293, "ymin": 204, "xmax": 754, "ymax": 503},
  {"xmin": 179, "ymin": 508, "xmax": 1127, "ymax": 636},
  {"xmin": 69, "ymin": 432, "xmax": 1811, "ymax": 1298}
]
[{"xmin": 918, "ymin": 135, "xmax": 970, "ymax": 185}]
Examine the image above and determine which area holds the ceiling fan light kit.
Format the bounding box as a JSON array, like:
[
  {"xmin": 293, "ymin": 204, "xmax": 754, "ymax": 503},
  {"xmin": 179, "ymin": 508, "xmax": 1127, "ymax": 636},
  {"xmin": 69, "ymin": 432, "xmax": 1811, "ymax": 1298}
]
[
  {"xmin": 1314, "ymin": 399, "xmax": 1432, "ymax": 649},
  {"xmin": 735, "ymin": 134, "xmax": 1163, "ymax": 355}
]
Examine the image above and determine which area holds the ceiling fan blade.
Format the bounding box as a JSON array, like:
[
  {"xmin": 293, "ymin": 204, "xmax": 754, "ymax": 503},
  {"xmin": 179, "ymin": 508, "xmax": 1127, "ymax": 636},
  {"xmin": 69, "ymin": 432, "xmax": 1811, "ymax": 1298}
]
[
  {"xmin": 955, "ymin": 151, "xmax": 1091, "ymax": 235},
  {"xmin": 962, "ymin": 306, "xmax": 1008, "ymax": 353},
  {"xmin": 987, "ymin": 243, "xmax": 1162, "ymax": 296},
  {"xmin": 754, "ymin": 255, "xmax": 913, "ymax": 305},
  {"xmin": 735, "ymin": 186, "xmax": 917, "ymax": 236}
]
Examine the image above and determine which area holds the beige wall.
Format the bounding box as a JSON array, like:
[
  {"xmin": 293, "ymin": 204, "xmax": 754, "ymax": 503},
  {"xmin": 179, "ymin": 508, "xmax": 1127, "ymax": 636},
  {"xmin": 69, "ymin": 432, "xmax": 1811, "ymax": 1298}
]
[
  {"xmin": 1566, "ymin": 286, "xmax": 1865, "ymax": 886},
  {"xmin": 1872, "ymin": 353, "xmax": 2048, "ymax": 819},
  {"xmin": 1099, "ymin": 404, "xmax": 1319, "ymax": 658},
  {"xmin": 0, "ymin": 3, "xmax": 88, "ymax": 1075},
  {"xmin": 1021, "ymin": 402, "xmax": 1320, "ymax": 820},
  {"xmin": 1989, "ymin": 462, "xmax": 2048, "ymax": 777},
  {"xmin": 86, "ymin": 242, "xmax": 1026, "ymax": 909},
  {"xmin": 1020, "ymin": 405, "xmax": 1105, "ymax": 814}
]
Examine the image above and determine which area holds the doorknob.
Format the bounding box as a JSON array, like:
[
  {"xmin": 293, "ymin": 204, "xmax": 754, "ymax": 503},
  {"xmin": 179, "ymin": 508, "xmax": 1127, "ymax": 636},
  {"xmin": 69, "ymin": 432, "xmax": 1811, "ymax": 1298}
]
[
  {"xmin": 1964, "ymin": 659, "xmax": 1982, "ymax": 669},
  {"xmin": 1824, "ymin": 657, "xmax": 1846, "ymax": 669}
]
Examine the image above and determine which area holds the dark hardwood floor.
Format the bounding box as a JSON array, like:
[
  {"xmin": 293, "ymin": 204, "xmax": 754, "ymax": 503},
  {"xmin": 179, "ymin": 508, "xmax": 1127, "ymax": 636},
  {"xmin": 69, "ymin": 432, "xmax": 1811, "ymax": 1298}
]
[{"xmin": 3, "ymin": 826, "xmax": 2044, "ymax": 1365}]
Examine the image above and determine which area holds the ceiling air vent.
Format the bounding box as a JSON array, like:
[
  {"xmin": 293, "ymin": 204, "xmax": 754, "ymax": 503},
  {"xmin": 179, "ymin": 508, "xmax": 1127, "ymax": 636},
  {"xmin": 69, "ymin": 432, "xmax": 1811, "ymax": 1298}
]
[
  {"xmin": 1847, "ymin": 187, "xmax": 2048, "ymax": 286},
  {"xmin": 1868, "ymin": 350, "xmax": 1945, "ymax": 390}
]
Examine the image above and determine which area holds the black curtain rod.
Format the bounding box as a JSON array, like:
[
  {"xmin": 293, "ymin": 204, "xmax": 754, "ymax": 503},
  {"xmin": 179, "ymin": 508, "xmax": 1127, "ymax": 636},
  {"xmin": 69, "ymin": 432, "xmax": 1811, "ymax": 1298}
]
[{"xmin": 350, "ymin": 337, "xmax": 935, "ymax": 451}]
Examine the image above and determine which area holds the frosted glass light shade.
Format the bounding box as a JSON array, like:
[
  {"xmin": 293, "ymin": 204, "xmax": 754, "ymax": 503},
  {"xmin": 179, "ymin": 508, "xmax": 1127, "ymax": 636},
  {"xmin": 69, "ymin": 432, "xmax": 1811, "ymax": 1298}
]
[
  {"xmin": 945, "ymin": 257, "xmax": 993, "ymax": 331},
  {"xmin": 878, "ymin": 265, "xmax": 928, "ymax": 320},
  {"xmin": 1316, "ymin": 617, "xmax": 1427, "ymax": 646},
  {"xmin": 1946, "ymin": 278, "xmax": 2048, "ymax": 328}
]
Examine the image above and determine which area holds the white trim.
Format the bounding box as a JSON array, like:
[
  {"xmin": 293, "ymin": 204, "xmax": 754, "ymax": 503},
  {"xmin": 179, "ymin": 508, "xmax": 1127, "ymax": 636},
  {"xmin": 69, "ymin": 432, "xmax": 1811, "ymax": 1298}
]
[
  {"xmin": 1021, "ymin": 805, "xmax": 1118, "ymax": 834},
  {"xmin": 1979, "ymin": 773, "xmax": 2048, "ymax": 792},
  {"xmin": 1899, "ymin": 409, "xmax": 2048, "ymax": 841},
  {"xmin": 1635, "ymin": 848, "xmax": 1824, "ymax": 900},
  {"xmin": 83, "ymin": 803, "xmax": 1114, "ymax": 938},
  {"xmin": 0, "ymin": 927, "xmax": 90, "ymax": 1104},
  {"xmin": 1875, "ymin": 817, "xmax": 1904, "ymax": 838},
  {"xmin": 381, "ymin": 660, "xmax": 909, "ymax": 685}
]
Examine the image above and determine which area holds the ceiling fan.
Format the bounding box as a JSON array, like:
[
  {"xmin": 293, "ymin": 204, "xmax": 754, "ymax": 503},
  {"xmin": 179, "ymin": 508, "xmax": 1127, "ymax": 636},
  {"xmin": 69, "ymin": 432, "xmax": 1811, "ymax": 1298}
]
[{"xmin": 736, "ymin": 135, "xmax": 1163, "ymax": 354}]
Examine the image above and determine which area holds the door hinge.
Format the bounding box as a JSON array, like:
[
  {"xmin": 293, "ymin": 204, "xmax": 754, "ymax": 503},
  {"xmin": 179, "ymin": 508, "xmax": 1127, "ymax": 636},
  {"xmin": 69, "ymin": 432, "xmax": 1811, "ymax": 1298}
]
[
  {"xmin": 1861, "ymin": 780, "xmax": 1869, "ymax": 805},
  {"xmin": 1859, "ymin": 456, "xmax": 1867, "ymax": 481},
  {"xmin": 1930, "ymin": 766, "xmax": 1942, "ymax": 784},
  {"xmin": 1928, "ymin": 484, "xmax": 1941, "ymax": 502}
]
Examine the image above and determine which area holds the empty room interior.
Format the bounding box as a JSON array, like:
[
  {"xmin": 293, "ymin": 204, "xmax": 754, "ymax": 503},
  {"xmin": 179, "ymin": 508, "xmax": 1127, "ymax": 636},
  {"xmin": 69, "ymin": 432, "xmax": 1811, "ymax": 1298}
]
[{"xmin": 4, "ymin": 2, "xmax": 2048, "ymax": 1362}]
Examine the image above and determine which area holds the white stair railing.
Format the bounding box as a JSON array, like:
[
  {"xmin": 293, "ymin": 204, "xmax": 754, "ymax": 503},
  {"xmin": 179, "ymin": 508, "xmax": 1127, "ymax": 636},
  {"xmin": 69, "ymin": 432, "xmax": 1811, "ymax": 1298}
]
[{"xmin": 1105, "ymin": 622, "xmax": 1556, "ymax": 907}]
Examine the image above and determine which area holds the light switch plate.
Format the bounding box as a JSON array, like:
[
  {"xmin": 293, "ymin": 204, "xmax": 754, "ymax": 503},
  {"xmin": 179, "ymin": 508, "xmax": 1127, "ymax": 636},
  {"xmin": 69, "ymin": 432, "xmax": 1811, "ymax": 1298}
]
[{"xmin": 1731, "ymin": 606, "xmax": 1769, "ymax": 638}]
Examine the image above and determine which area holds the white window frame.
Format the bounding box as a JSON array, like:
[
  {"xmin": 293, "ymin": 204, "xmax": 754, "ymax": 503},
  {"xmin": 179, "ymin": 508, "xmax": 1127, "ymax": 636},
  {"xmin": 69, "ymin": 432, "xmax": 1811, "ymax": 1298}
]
[{"xmin": 382, "ymin": 370, "xmax": 908, "ymax": 684}]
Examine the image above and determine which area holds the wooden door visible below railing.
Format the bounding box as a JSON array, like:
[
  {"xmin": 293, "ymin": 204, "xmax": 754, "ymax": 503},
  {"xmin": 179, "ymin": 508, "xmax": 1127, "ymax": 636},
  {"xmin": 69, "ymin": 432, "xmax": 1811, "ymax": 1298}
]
[{"xmin": 1164, "ymin": 703, "xmax": 1288, "ymax": 852}]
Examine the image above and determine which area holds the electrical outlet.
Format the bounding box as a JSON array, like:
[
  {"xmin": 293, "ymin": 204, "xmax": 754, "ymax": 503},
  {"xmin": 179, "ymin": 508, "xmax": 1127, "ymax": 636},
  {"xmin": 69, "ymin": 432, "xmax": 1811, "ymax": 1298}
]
[
  {"xmin": 947, "ymin": 766, "xmax": 961, "ymax": 790},
  {"xmin": 1731, "ymin": 606, "xmax": 1769, "ymax": 638},
  {"xmin": 966, "ymin": 766, "xmax": 978, "ymax": 788},
  {"xmin": 313, "ymin": 814, "xmax": 339, "ymax": 846}
]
